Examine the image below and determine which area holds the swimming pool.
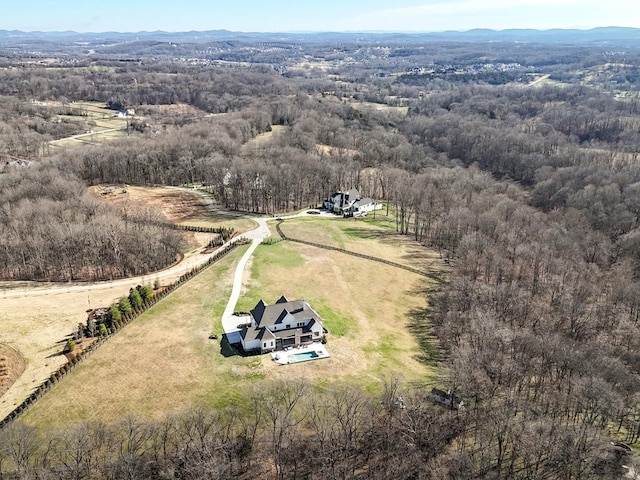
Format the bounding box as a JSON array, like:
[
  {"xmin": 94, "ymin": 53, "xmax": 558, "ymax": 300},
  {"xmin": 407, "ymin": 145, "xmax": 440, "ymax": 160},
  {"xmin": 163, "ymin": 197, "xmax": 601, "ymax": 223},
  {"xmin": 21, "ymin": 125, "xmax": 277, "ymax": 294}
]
[{"xmin": 288, "ymin": 350, "xmax": 320, "ymax": 363}]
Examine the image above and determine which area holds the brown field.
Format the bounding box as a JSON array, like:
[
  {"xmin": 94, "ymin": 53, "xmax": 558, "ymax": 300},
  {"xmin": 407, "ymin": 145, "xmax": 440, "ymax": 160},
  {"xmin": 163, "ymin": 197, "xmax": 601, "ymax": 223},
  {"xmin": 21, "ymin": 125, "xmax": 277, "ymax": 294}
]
[
  {"xmin": 91, "ymin": 186, "xmax": 209, "ymax": 224},
  {"xmin": 0, "ymin": 344, "xmax": 26, "ymax": 399},
  {"xmin": 90, "ymin": 185, "xmax": 256, "ymax": 232},
  {"xmin": 242, "ymin": 125, "xmax": 289, "ymax": 153},
  {"xmin": 277, "ymin": 214, "xmax": 444, "ymax": 270},
  {"xmin": 0, "ymin": 188, "xmax": 254, "ymax": 420},
  {"xmin": 21, "ymin": 217, "xmax": 440, "ymax": 428}
]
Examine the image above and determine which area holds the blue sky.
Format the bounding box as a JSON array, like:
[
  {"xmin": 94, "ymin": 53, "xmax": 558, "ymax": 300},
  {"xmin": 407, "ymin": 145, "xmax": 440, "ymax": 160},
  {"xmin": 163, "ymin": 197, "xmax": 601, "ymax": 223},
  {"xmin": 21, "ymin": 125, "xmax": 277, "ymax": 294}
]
[{"xmin": 1, "ymin": 0, "xmax": 639, "ymax": 32}]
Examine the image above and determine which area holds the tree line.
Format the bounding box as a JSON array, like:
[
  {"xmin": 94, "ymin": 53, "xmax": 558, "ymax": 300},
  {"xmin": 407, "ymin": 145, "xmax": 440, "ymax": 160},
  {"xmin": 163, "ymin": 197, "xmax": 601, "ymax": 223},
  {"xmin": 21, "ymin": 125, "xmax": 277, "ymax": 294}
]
[
  {"xmin": 0, "ymin": 164, "xmax": 184, "ymax": 281},
  {"xmin": 2, "ymin": 47, "xmax": 640, "ymax": 477},
  {"xmin": 2, "ymin": 378, "xmax": 627, "ymax": 480}
]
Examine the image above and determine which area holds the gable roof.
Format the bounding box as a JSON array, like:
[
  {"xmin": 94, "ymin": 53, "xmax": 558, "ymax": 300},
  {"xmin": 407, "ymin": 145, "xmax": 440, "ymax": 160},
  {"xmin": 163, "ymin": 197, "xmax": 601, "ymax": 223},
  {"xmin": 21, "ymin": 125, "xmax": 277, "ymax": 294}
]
[
  {"xmin": 275, "ymin": 295, "xmax": 289, "ymax": 304},
  {"xmin": 353, "ymin": 197, "xmax": 374, "ymax": 207},
  {"xmin": 250, "ymin": 299, "xmax": 266, "ymax": 322},
  {"xmin": 241, "ymin": 325, "xmax": 276, "ymax": 342},
  {"xmin": 251, "ymin": 298, "xmax": 323, "ymax": 328}
]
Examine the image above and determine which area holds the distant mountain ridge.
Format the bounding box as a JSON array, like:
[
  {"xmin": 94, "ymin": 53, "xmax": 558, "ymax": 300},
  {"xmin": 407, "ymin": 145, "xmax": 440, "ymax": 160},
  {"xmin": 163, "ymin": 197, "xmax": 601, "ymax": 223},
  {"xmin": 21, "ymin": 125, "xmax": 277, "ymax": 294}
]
[{"xmin": 1, "ymin": 26, "xmax": 640, "ymax": 46}]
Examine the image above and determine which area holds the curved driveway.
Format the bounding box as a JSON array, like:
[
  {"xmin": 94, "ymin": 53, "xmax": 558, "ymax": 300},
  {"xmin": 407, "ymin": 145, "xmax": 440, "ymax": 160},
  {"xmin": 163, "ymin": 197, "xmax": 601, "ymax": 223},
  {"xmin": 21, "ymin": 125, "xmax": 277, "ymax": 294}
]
[{"xmin": 220, "ymin": 211, "xmax": 334, "ymax": 339}]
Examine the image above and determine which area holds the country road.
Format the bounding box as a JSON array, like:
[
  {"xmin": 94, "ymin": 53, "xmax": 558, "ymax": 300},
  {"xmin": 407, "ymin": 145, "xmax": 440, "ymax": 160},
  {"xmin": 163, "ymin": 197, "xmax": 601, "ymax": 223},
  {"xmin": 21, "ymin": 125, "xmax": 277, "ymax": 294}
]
[
  {"xmin": 49, "ymin": 127, "xmax": 126, "ymax": 145},
  {"xmin": 528, "ymin": 74, "xmax": 550, "ymax": 87},
  {"xmin": 0, "ymin": 188, "xmax": 256, "ymax": 420},
  {"xmin": 0, "ymin": 188, "xmax": 255, "ymax": 299}
]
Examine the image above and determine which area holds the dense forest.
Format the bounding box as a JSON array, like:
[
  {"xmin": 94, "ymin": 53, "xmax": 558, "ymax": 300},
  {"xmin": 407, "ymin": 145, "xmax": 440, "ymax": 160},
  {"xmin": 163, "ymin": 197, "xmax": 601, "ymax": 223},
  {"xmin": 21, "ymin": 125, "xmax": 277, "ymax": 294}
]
[
  {"xmin": 0, "ymin": 164, "xmax": 184, "ymax": 281},
  {"xmin": 1, "ymin": 34, "xmax": 640, "ymax": 478}
]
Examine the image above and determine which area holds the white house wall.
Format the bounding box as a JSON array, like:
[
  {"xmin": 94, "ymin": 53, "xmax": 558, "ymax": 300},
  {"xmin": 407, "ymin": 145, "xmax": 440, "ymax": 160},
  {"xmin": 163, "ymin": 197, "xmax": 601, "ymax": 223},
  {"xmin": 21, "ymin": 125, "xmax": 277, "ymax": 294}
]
[{"xmin": 242, "ymin": 338, "xmax": 262, "ymax": 352}]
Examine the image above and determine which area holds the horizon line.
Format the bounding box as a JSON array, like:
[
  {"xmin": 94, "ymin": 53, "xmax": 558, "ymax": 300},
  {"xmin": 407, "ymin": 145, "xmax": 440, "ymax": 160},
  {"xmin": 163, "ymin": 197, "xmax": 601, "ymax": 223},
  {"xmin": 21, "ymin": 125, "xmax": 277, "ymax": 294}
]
[{"xmin": 0, "ymin": 25, "xmax": 635, "ymax": 35}]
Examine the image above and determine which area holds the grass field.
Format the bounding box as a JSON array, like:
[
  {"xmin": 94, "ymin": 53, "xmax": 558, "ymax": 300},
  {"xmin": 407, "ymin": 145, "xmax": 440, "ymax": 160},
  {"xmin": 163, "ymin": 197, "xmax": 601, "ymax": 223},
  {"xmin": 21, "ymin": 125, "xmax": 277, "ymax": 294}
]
[
  {"xmin": 350, "ymin": 100, "xmax": 409, "ymax": 118},
  {"xmin": 49, "ymin": 101, "xmax": 129, "ymax": 146},
  {"xmin": 277, "ymin": 212, "xmax": 443, "ymax": 270},
  {"xmin": 242, "ymin": 125, "xmax": 289, "ymax": 153},
  {"xmin": 0, "ymin": 187, "xmax": 256, "ymax": 421},
  {"xmin": 21, "ymin": 246, "xmax": 250, "ymax": 428},
  {"xmin": 21, "ymin": 216, "xmax": 441, "ymax": 428}
]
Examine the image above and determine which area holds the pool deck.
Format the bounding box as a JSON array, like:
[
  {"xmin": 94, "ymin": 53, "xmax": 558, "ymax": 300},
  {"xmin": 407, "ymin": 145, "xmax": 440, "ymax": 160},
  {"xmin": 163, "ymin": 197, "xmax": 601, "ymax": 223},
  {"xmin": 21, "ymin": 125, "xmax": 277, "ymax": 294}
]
[{"xmin": 271, "ymin": 343, "xmax": 330, "ymax": 365}]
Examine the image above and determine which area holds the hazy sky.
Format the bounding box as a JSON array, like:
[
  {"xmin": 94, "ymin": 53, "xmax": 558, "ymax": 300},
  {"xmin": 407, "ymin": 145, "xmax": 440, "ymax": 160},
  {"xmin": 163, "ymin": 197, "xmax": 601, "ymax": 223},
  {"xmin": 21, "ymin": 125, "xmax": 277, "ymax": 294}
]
[{"xmin": 1, "ymin": 0, "xmax": 639, "ymax": 32}]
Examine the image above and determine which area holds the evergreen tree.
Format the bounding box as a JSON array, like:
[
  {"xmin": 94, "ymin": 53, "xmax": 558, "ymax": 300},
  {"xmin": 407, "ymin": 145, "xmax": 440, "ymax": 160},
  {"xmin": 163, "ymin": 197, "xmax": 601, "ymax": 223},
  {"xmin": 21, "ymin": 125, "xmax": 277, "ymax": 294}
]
[
  {"xmin": 129, "ymin": 288, "xmax": 142, "ymax": 309},
  {"xmin": 109, "ymin": 304, "xmax": 121, "ymax": 327},
  {"xmin": 118, "ymin": 297, "xmax": 132, "ymax": 316},
  {"xmin": 137, "ymin": 284, "xmax": 153, "ymax": 300}
]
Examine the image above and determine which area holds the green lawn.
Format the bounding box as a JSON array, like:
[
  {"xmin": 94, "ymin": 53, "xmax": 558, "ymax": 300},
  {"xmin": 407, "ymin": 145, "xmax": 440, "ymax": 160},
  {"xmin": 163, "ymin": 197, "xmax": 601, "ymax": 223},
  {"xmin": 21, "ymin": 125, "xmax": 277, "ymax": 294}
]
[{"xmin": 22, "ymin": 217, "xmax": 441, "ymax": 429}]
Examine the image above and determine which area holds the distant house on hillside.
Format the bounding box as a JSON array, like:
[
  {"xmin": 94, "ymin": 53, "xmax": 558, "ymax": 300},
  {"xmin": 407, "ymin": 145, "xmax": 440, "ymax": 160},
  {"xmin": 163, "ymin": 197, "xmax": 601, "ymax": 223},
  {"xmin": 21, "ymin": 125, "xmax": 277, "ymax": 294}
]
[
  {"xmin": 239, "ymin": 296, "xmax": 325, "ymax": 354},
  {"xmin": 324, "ymin": 188, "xmax": 382, "ymax": 216}
]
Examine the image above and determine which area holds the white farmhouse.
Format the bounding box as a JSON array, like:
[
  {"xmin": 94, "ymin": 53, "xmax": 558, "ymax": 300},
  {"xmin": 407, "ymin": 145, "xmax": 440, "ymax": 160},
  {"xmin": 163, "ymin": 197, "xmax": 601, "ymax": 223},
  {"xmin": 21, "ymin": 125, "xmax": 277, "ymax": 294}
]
[
  {"xmin": 239, "ymin": 296, "xmax": 325, "ymax": 354},
  {"xmin": 324, "ymin": 188, "xmax": 382, "ymax": 216}
]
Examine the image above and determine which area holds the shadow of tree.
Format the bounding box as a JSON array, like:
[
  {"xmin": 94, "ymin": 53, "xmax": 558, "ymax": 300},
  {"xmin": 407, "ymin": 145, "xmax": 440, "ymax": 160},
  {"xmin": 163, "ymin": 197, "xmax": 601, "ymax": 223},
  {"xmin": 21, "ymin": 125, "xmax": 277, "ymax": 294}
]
[{"xmin": 407, "ymin": 284, "xmax": 443, "ymax": 367}]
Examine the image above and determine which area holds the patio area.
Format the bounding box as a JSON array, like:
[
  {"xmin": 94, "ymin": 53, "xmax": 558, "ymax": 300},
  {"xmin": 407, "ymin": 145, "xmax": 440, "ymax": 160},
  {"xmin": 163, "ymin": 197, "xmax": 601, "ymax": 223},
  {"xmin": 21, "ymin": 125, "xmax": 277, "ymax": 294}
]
[{"xmin": 271, "ymin": 343, "xmax": 330, "ymax": 365}]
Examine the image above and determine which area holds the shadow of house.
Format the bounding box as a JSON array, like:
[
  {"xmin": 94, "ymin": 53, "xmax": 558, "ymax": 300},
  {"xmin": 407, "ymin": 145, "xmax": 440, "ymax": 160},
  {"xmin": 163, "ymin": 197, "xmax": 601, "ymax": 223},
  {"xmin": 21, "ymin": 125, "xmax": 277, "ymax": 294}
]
[{"xmin": 220, "ymin": 334, "xmax": 243, "ymax": 358}]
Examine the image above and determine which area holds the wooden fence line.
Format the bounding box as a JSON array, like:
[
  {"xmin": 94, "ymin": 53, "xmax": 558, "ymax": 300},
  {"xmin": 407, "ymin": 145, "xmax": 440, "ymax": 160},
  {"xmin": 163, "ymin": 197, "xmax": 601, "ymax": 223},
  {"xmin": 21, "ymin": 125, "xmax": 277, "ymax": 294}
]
[
  {"xmin": 0, "ymin": 240, "xmax": 247, "ymax": 429},
  {"xmin": 275, "ymin": 220, "xmax": 444, "ymax": 282}
]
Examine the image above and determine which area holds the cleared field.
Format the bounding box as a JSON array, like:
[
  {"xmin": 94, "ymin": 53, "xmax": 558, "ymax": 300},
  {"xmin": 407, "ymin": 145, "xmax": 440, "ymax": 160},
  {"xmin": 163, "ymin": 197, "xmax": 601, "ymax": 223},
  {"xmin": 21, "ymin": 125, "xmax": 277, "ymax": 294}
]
[
  {"xmin": 350, "ymin": 100, "xmax": 409, "ymax": 117},
  {"xmin": 277, "ymin": 213, "xmax": 444, "ymax": 270},
  {"xmin": 48, "ymin": 101, "xmax": 129, "ymax": 146},
  {"xmin": 91, "ymin": 186, "xmax": 256, "ymax": 234},
  {"xmin": 21, "ymin": 246, "xmax": 250, "ymax": 428},
  {"xmin": 242, "ymin": 125, "xmax": 289, "ymax": 153},
  {"xmin": 21, "ymin": 218, "xmax": 439, "ymax": 428}
]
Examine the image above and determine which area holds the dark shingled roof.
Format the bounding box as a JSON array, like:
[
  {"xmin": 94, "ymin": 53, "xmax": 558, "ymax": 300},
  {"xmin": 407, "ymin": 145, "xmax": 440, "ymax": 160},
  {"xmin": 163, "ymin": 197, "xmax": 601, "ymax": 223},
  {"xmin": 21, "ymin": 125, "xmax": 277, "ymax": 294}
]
[
  {"xmin": 241, "ymin": 326, "xmax": 276, "ymax": 342},
  {"xmin": 251, "ymin": 298, "xmax": 322, "ymax": 328},
  {"xmin": 250, "ymin": 299, "xmax": 266, "ymax": 323}
]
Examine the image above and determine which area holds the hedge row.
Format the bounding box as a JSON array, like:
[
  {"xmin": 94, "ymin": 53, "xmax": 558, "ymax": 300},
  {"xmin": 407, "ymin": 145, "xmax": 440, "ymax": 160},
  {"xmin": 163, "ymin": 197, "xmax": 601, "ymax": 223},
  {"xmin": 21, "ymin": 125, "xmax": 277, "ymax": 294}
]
[
  {"xmin": 126, "ymin": 216, "xmax": 235, "ymax": 236},
  {"xmin": 0, "ymin": 238, "xmax": 248, "ymax": 429}
]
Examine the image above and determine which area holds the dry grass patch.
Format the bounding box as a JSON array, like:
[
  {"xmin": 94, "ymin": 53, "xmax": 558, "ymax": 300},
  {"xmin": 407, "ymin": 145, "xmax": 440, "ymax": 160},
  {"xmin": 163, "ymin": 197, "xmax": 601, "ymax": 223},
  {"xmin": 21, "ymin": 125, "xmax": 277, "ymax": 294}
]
[
  {"xmin": 350, "ymin": 101, "xmax": 409, "ymax": 117},
  {"xmin": 278, "ymin": 214, "xmax": 444, "ymax": 271},
  {"xmin": 20, "ymin": 218, "xmax": 441, "ymax": 429},
  {"xmin": 22, "ymin": 246, "xmax": 252, "ymax": 429},
  {"xmin": 91, "ymin": 186, "xmax": 209, "ymax": 224},
  {"xmin": 0, "ymin": 281, "xmax": 155, "ymax": 421},
  {"xmin": 242, "ymin": 125, "xmax": 289, "ymax": 153},
  {"xmin": 91, "ymin": 186, "xmax": 255, "ymax": 235},
  {"xmin": 0, "ymin": 345, "xmax": 26, "ymax": 399}
]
